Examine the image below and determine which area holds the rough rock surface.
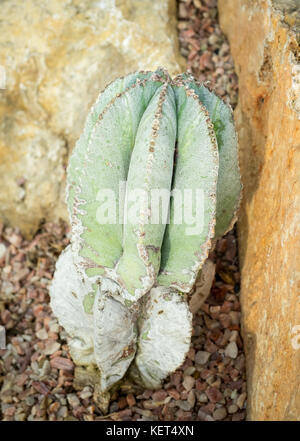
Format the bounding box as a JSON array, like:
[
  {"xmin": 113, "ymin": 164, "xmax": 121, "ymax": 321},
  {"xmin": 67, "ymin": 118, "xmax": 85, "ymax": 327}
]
[
  {"xmin": 219, "ymin": 0, "xmax": 300, "ymax": 421},
  {"xmin": 0, "ymin": 0, "xmax": 184, "ymax": 238}
]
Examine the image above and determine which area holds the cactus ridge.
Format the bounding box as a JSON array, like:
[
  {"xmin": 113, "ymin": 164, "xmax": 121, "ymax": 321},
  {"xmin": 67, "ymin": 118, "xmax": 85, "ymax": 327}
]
[
  {"xmin": 50, "ymin": 68, "xmax": 242, "ymax": 393},
  {"xmin": 116, "ymin": 82, "xmax": 177, "ymax": 301},
  {"xmin": 68, "ymin": 73, "xmax": 169, "ymax": 280},
  {"xmin": 157, "ymin": 77, "xmax": 219, "ymax": 292},
  {"xmin": 177, "ymin": 72, "xmax": 242, "ymax": 238}
]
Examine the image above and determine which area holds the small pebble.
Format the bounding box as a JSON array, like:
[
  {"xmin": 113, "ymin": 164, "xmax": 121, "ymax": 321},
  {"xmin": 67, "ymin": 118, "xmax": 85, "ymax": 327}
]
[
  {"xmin": 228, "ymin": 404, "xmax": 238, "ymax": 414},
  {"xmin": 195, "ymin": 351, "xmax": 211, "ymax": 365},
  {"xmin": 225, "ymin": 341, "xmax": 238, "ymax": 359},
  {"xmin": 213, "ymin": 407, "xmax": 227, "ymax": 420},
  {"xmin": 40, "ymin": 360, "xmax": 51, "ymax": 376},
  {"xmin": 50, "ymin": 356, "xmax": 74, "ymax": 371},
  {"xmin": 198, "ymin": 410, "xmax": 214, "ymax": 421},
  {"xmin": 79, "ymin": 387, "xmax": 93, "ymax": 400},
  {"xmin": 236, "ymin": 392, "xmax": 247, "ymax": 409},
  {"xmin": 36, "ymin": 328, "xmax": 48, "ymax": 340},
  {"xmin": 43, "ymin": 341, "xmax": 60, "ymax": 355},
  {"xmin": 206, "ymin": 386, "xmax": 223, "ymax": 403},
  {"xmin": 231, "ymin": 389, "xmax": 238, "ymax": 400},
  {"xmin": 67, "ymin": 394, "xmax": 80, "ymax": 408},
  {"xmin": 229, "ymin": 330, "xmax": 239, "ymax": 342},
  {"xmin": 177, "ymin": 400, "xmax": 192, "ymax": 411},
  {"xmin": 183, "ymin": 366, "xmax": 196, "ymax": 376},
  {"xmin": 57, "ymin": 406, "xmax": 68, "ymax": 419},
  {"xmin": 183, "ymin": 375, "xmax": 195, "ymax": 391},
  {"xmin": 198, "ymin": 393, "xmax": 208, "ymax": 403},
  {"xmin": 187, "ymin": 390, "xmax": 196, "ymax": 408}
]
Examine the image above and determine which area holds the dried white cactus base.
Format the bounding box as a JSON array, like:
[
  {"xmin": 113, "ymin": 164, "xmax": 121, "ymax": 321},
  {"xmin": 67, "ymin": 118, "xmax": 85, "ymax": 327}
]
[
  {"xmin": 50, "ymin": 246, "xmax": 139, "ymax": 392},
  {"xmin": 50, "ymin": 247, "xmax": 193, "ymax": 392},
  {"xmin": 132, "ymin": 286, "xmax": 192, "ymax": 389},
  {"xmin": 93, "ymin": 286, "xmax": 138, "ymax": 391},
  {"xmin": 50, "ymin": 245, "xmax": 95, "ymax": 366}
]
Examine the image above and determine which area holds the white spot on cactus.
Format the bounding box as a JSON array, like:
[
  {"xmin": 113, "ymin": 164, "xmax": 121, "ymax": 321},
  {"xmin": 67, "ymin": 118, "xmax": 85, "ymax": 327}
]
[{"xmin": 132, "ymin": 286, "xmax": 192, "ymax": 389}]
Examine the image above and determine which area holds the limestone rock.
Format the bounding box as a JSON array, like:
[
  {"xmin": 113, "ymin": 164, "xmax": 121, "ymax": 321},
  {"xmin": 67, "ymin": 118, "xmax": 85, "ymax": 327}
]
[
  {"xmin": 219, "ymin": 0, "xmax": 300, "ymax": 421},
  {"xmin": 0, "ymin": 0, "xmax": 184, "ymax": 237}
]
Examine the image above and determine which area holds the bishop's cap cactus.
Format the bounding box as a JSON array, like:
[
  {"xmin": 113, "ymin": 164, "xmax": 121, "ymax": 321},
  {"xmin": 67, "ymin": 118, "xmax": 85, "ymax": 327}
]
[{"xmin": 50, "ymin": 68, "xmax": 241, "ymax": 393}]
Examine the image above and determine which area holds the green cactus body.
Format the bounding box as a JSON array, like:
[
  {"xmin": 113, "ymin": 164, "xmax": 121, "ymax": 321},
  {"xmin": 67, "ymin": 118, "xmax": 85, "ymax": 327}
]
[
  {"xmin": 50, "ymin": 68, "xmax": 241, "ymax": 393},
  {"xmin": 157, "ymin": 79, "xmax": 219, "ymax": 292},
  {"xmin": 116, "ymin": 83, "xmax": 177, "ymax": 299},
  {"xmin": 67, "ymin": 70, "xmax": 169, "ymax": 278},
  {"xmin": 67, "ymin": 69, "xmax": 169, "ymax": 209},
  {"xmin": 179, "ymin": 73, "xmax": 242, "ymax": 238}
]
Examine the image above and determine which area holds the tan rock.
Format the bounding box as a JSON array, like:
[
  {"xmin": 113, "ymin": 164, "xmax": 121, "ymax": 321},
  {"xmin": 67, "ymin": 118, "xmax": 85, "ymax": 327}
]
[
  {"xmin": 219, "ymin": 0, "xmax": 300, "ymax": 421},
  {"xmin": 0, "ymin": 0, "xmax": 185, "ymax": 237}
]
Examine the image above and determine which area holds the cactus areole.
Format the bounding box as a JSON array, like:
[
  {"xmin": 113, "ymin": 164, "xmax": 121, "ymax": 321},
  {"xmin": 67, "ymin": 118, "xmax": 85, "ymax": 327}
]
[{"xmin": 50, "ymin": 68, "xmax": 241, "ymax": 392}]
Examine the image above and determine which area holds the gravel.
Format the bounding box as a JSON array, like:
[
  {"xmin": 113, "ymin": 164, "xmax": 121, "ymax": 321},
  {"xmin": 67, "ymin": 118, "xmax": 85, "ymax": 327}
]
[
  {"xmin": 177, "ymin": 0, "xmax": 238, "ymax": 107},
  {"xmin": 0, "ymin": 0, "xmax": 246, "ymax": 422}
]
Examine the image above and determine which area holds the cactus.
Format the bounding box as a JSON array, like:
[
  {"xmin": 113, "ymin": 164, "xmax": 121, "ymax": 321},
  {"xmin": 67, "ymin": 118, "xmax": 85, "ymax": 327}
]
[{"xmin": 50, "ymin": 68, "xmax": 241, "ymax": 393}]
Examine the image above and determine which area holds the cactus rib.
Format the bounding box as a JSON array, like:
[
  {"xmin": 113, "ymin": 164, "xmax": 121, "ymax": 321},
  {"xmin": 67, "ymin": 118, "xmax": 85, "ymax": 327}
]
[{"xmin": 157, "ymin": 77, "xmax": 219, "ymax": 292}]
